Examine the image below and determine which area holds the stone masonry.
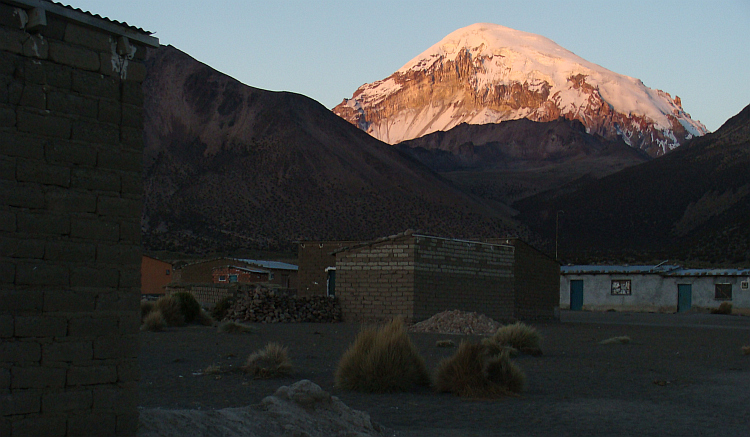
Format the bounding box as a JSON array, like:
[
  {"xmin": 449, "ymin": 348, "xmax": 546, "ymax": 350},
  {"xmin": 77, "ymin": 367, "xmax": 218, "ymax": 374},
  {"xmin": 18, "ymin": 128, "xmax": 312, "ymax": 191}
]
[{"xmin": 0, "ymin": 2, "xmax": 157, "ymax": 436}]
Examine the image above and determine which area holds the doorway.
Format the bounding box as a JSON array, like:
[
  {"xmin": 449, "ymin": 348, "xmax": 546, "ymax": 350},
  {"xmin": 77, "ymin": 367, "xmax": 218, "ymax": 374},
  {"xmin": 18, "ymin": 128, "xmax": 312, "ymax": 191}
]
[{"xmin": 570, "ymin": 280, "xmax": 583, "ymax": 311}]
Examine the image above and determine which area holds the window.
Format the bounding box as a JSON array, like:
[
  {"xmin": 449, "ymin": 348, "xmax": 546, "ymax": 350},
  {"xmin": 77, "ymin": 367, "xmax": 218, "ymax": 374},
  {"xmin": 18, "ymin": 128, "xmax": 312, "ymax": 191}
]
[
  {"xmin": 611, "ymin": 279, "xmax": 631, "ymax": 295},
  {"xmin": 741, "ymin": 281, "xmax": 749, "ymax": 290},
  {"xmin": 269, "ymin": 272, "xmax": 275, "ymax": 280},
  {"xmin": 218, "ymin": 275, "xmax": 226, "ymax": 282},
  {"xmin": 229, "ymin": 274, "xmax": 238, "ymax": 283},
  {"xmin": 166, "ymin": 269, "xmax": 170, "ymax": 275},
  {"xmin": 715, "ymin": 283, "xmax": 732, "ymax": 300}
]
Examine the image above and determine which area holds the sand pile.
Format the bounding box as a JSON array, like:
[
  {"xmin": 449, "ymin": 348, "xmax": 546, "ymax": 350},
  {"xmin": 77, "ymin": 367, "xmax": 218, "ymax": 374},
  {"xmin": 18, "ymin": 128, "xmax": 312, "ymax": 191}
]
[{"xmin": 408, "ymin": 310, "xmax": 502, "ymax": 335}]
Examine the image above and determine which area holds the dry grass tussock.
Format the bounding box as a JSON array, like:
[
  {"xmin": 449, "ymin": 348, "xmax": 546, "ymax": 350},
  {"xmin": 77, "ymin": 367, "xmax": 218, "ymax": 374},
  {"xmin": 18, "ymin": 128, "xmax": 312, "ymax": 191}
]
[
  {"xmin": 155, "ymin": 295, "xmax": 185, "ymax": 327},
  {"xmin": 141, "ymin": 300, "xmax": 156, "ymax": 321},
  {"xmin": 195, "ymin": 309, "xmax": 214, "ymax": 326},
  {"xmin": 335, "ymin": 318, "xmax": 430, "ymax": 393},
  {"xmin": 487, "ymin": 322, "xmax": 542, "ymax": 354},
  {"xmin": 141, "ymin": 311, "xmax": 166, "ymax": 332},
  {"xmin": 218, "ymin": 321, "xmax": 257, "ymax": 334},
  {"xmin": 742, "ymin": 346, "xmax": 750, "ymax": 355},
  {"xmin": 242, "ymin": 342, "xmax": 293, "ymax": 378},
  {"xmin": 599, "ymin": 336, "xmax": 632, "ymax": 345},
  {"xmin": 711, "ymin": 302, "xmax": 733, "ymax": 315},
  {"xmin": 435, "ymin": 341, "xmax": 524, "ymax": 398}
]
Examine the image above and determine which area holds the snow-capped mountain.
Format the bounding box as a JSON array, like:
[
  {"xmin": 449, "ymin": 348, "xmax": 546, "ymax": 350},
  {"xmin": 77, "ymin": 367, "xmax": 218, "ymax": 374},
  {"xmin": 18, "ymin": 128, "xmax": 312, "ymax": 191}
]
[{"xmin": 333, "ymin": 23, "xmax": 708, "ymax": 156}]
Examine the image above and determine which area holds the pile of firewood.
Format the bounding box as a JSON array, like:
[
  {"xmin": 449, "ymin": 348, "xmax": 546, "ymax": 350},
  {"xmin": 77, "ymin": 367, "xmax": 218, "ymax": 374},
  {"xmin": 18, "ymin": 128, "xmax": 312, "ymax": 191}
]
[{"xmin": 225, "ymin": 286, "xmax": 340, "ymax": 323}]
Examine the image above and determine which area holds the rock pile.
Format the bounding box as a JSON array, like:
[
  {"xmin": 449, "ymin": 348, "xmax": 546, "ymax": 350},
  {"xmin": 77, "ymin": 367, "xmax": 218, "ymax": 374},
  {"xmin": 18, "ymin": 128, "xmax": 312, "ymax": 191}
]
[
  {"xmin": 226, "ymin": 286, "xmax": 341, "ymax": 323},
  {"xmin": 409, "ymin": 310, "xmax": 502, "ymax": 335}
]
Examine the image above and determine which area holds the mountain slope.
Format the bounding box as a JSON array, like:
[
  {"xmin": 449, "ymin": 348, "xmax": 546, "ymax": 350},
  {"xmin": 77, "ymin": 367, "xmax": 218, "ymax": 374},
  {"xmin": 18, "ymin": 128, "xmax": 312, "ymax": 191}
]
[
  {"xmin": 515, "ymin": 103, "xmax": 750, "ymax": 265},
  {"xmin": 334, "ymin": 23, "xmax": 707, "ymax": 156},
  {"xmin": 142, "ymin": 45, "xmax": 522, "ymax": 253}
]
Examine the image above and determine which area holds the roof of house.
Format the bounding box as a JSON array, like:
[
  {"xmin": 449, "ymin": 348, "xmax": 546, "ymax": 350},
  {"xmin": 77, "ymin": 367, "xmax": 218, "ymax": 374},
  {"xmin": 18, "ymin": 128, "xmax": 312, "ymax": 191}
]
[
  {"xmin": 233, "ymin": 259, "xmax": 298, "ymax": 271},
  {"xmin": 214, "ymin": 265, "xmax": 269, "ymax": 275},
  {"xmin": 10, "ymin": 0, "xmax": 159, "ymax": 46},
  {"xmin": 561, "ymin": 265, "xmax": 750, "ymax": 277},
  {"xmin": 332, "ymin": 230, "xmax": 514, "ymax": 255}
]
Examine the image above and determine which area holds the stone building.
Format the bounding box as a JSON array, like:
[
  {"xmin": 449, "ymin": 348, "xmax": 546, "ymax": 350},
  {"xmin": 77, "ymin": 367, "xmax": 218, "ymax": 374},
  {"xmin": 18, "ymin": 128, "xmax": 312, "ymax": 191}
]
[
  {"xmin": 0, "ymin": 1, "xmax": 157, "ymax": 436},
  {"xmin": 331, "ymin": 232, "xmax": 559, "ymax": 323},
  {"xmin": 140, "ymin": 255, "xmax": 172, "ymax": 297}
]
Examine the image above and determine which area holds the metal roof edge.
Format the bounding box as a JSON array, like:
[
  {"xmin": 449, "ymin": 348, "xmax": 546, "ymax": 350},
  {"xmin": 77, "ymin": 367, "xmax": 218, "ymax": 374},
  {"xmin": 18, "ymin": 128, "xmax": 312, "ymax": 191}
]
[{"xmin": 7, "ymin": 0, "xmax": 159, "ymax": 47}]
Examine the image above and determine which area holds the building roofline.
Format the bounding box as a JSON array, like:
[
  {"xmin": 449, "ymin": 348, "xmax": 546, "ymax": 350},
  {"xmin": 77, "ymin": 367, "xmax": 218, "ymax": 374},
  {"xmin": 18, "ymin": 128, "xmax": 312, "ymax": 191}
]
[
  {"xmin": 7, "ymin": 0, "xmax": 159, "ymax": 46},
  {"xmin": 332, "ymin": 230, "xmax": 514, "ymax": 255}
]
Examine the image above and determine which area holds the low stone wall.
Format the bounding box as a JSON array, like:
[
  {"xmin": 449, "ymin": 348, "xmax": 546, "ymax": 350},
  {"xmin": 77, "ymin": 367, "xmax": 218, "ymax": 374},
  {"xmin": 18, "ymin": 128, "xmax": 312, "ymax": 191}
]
[
  {"xmin": 226, "ymin": 286, "xmax": 340, "ymax": 323},
  {"xmin": 165, "ymin": 283, "xmax": 239, "ymax": 308}
]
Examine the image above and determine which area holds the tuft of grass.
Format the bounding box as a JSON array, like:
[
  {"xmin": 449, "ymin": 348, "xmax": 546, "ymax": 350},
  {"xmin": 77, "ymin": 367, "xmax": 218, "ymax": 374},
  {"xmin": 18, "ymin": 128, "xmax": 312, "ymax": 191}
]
[
  {"xmin": 434, "ymin": 341, "xmax": 524, "ymax": 398},
  {"xmin": 195, "ymin": 309, "xmax": 215, "ymax": 326},
  {"xmin": 599, "ymin": 336, "xmax": 631, "ymax": 345},
  {"xmin": 211, "ymin": 296, "xmax": 234, "ymax": 322},
  {"xmin": 242, "ymin": 342, "xmax": 293, "ymax": 378},
  {"xmin": 335, "ymin": 318, "xmax": 430, "ymax": 393},
  {"xmin": 436, "ymin": 339, "xmax": 456, "ymax": 348},
  {"xmin": 487, "ymin": 322, "xmax": 542, "ymax": 354},
  {"xmin": 171, "ymin": 291, "xmax": 201, "ymax": 323},
  {"xmin": 141, "ymin": 311, "xmax": 166, "ymax": 332},
  {"xmin": 711, "ymin": 302, "xmax": 733, "ymax": 315},
  {"xmin": 742, "ymin": 346, "xmax": 750, "ymax": 356},
  {"xmin": 203, "ymin": 364, "xmax": 223, "ymax": 375},
  {"xmin": 155, "ymin": 295, "xmax": 185, "ymax": 327},
  {"xmin": 141, "ymin": 300, "xmax": 156, "ymax": 321},
  {"xmin": 217, "ymin": 321, "xmax": 257, "ymax": 334}
]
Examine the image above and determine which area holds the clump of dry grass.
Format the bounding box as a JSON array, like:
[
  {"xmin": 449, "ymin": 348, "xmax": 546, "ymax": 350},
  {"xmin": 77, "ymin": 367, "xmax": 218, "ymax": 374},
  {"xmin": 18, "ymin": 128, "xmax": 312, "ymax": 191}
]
[
  {"xmin": 155, "ymin": 295, "xmax": 185, "ymax": 327},
  {"xmin": 711, "ymin": 302, "xmax": 733, "ymax": 315},
  {"xmin": 742, "ymin": 346, "xmax": 750, "ymax": 355},
  {"xmin": 141, "ymin": 300, "xmax": 156, "ymax": 321},
  {"xmin": 599, "ymin": 336, "xmax": 632, "ymax": 345},
  {"xmin": 335, "ymin": 318, "xmax": 430, "ymax": 393},
  {"xmin": 434, "ymin": 341, "xmax": 525, "ymax": 398},
  {"xmin": 486, "ymin": 322, "xmax": 542, "ymax": 355},
  {"xmin": 242, "ymin": 342, "xmax": 293, "ymax": 378},
  {"xmin": 203, "ymin": 364, "xmax": 223, "ymax": 375},
  {"xmin": 141, "ymin": 311, "xmax": 166, "ymax": 332},
  {"xmin": 436, "ymin": 339, "xmax": 456, "ymax": 348},
  {"xmin": 195, "ymin": 309, "xmax": 215, "ymax": 326},
  {"xmin": 217, "ymin": 321, "xmax": 257, "ymax": 334}
]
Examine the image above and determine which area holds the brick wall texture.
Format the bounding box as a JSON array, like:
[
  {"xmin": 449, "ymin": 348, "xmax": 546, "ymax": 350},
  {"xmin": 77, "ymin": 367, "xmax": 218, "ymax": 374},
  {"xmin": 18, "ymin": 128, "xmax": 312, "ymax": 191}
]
[
  {"xmin": 336, "ymin": 235, "xmax": 560, "ymax": 323},
  {"xmin": 1, "ymin": 4, "xmax": 150, "ymax": 436},
  {"xmin": 296, "ymin": 241, "xmax": 356, "ymax": 298}
]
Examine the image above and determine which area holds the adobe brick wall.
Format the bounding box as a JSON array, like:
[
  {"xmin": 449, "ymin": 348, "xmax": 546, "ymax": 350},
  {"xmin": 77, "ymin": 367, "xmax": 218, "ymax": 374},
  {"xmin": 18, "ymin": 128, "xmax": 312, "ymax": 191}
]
[
  {"xmin": 1, "ymin": 3, "xmax": 154, "ymax": 436},
  {"xmin": 507, "ymin": 239, "xmax": 560, "ymax": 320},
  {"xmin": 336, "ymin": 239, "xmax": 416, "ymax": 322},
  {"xmin": 297, "ymin": 241, "xmax": 357, "ymax": 298},
  {"xmin": 413, "ymin": 236, "xmax": 515, "ymax": 322}
]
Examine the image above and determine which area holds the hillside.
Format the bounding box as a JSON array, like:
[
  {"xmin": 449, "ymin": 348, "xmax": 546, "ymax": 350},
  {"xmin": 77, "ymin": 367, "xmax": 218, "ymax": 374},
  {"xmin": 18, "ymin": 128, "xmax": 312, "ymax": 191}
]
[
  {"xmin": 142, "ymin": 45, "xmax": 523, "ymax": 253},
  {"xmin": 516, "ymin": 104, "xmax": 750, "ymax": 265}
]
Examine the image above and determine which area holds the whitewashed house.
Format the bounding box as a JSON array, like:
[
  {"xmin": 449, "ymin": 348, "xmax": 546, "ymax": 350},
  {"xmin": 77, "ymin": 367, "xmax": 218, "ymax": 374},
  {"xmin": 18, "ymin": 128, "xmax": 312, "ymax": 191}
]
[{"xmin": 560, "ymin": 265, "xmax": 750, "ymax": 314}]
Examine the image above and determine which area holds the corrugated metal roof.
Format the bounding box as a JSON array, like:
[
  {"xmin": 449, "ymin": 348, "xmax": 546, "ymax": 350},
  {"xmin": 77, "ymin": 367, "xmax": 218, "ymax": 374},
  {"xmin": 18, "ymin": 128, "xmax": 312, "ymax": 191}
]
[
  {"xmin": 9, "ymin": 0, "xmax": 158, "ymax": 46},
  {"xmin": 215, "ymin": 265, "xmax": 269, "ymax": 274},
  {"xmin": 234, "ymin": 259, "xmax": 299, "ymax": 271},
  {"xmin": 561, "ymin": 265, "xmax": 750, "ymax": 277}
]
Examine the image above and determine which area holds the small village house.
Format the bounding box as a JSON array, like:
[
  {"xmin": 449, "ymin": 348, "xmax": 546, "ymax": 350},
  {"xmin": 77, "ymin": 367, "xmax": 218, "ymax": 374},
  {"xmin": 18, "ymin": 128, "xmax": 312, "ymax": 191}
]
[
  {"xmin": 141, "ymin": 255, "xmax": 173, "ymax": 297},
  {"xmin": 174, "ymin": 257, "xmax": 298, "ymax": 290},
  {"xmin": 560, "ymin": 265, "xmax": 750, "ymax": 314}
]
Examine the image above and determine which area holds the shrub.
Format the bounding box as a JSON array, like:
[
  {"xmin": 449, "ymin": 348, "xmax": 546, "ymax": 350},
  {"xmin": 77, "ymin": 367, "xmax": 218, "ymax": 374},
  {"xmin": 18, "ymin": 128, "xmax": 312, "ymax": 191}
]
[
  {"xmin": 204, "ymin": 364, "xmax": 223, "ymax": 375},
  {"xmin": 742, "ymin": 346, "xmax": 750, "ymax": 356},
  {"xmin": 335, "ymin": 318, "xmax": 430, "ymax": 393},
  {"xmin": 436, "ymin": 339, "xmax": 456, "ymax": 348},
  {"xmin": 487, "ymin": 322, "xmax": 542, "ymax": 354},
  {"xmin": 434, "ymin": 341, "xmax": 524, "ymax": 398},
  {"xmin": 211, "ymin": 296, "xmax": 234, "ymax": 321},
  {"xmin": 196, "ymin": 309, "xmax": 215, "ymax": 326},
  {"xmin": 171, "ymin": 291, "xmax": 202, "ymax": 323},
  {"xmin": 599, "ymin": 336, "xmax": 631, "ymax": 345},
  {"xmin": 242, "ymin": 342, "xmax": 293, "ymax": 378},
  {"xmin": 141, "ymin": 311, "xmax": 166, "ymax": 332},
  {"xmin": 155, "ymin": 295, "xmax": 185, "ymax": 326},
  {"xmin": 711, "ymin": 302, "xmax": 733, "ymax": 315},
  {"xmin": 218, "ymin": 321, "xmax": 257, "ymax": 334},
  {"xmin": 141, "ymin": 300, "xmax": 156, "ymax": 321}
]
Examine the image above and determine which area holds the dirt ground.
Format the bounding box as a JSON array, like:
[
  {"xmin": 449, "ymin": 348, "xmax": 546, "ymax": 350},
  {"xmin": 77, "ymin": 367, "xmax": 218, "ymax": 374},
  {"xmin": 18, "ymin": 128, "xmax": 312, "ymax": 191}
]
[{"xmin": 139, "ymin": 311, "xmax": 750, "ymax": 437}]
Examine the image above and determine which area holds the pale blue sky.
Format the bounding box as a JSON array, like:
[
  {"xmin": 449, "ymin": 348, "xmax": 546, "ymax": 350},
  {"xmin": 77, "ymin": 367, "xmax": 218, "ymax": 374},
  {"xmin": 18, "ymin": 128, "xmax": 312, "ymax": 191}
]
[{"xmin": 74, "ymin": 0, "xmax": 749, "ymax": 132}]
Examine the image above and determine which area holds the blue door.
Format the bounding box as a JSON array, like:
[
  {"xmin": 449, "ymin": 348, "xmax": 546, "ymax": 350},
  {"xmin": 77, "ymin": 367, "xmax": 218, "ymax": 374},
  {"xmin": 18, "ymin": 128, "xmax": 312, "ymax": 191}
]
[
  {"xmin": 570, "ymin": 280, "xmax": 584, "ymax": 311},
  {"xmin": 677, "ymin": 284, "xmax": 692, "ymax": 312}
]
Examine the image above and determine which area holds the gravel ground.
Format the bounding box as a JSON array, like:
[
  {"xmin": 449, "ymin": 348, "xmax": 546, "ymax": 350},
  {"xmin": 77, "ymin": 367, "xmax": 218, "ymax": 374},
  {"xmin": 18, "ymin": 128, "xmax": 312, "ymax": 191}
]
[{"xmin": 139, "ymin": 311, "xmax": 750, "ymax": 436}]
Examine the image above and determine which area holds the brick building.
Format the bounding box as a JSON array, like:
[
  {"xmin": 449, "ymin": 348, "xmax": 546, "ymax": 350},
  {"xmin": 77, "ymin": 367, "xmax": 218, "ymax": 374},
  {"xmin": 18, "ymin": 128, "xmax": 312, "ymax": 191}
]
[
  {"xmin": 332, "ymin": 232, "xmax": 560, "ymax": 323},
  {"xmin": 212, "ymin": 265, "xmax": 268, "ymax": 284},
  {"xmin": 140, "ymin": 255, "xmax": 172, "ymax": 297},
  {"xmin": 174, "ymin": 257, "xmax": 298, "ymax": 290},
  {"xmin": 0, "ymin": 1, "xmax": 157, "ymax": 436},
  {"xmin": 296, "ymin": 240, "xmax": 357, "ymax": 297}
]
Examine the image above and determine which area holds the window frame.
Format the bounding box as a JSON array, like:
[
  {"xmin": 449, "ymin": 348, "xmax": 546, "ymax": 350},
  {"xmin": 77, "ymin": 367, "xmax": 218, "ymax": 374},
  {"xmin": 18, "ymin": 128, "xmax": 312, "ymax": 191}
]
[
  {"xmin": 714, "ymin": 283, "xmax": 732, "ymax": 300},
  {"xmin": 611, "ymin": 279, "xmax": 632, "ymax": 295}
]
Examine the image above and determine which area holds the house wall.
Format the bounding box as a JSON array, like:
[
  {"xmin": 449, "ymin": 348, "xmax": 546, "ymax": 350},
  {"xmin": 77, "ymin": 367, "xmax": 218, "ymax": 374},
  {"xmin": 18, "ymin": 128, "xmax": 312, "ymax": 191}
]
[
  {"xmin": 413, "ymin": 236, "xmax": 515, "ymax": 322},
  {"xmin": 297, "ymin": 241, "xmax": 356, "ymax": 297},
  {"xmin": 0, "ymin": 3, "xmax": 153, "ymax": 436},
  {"xmin": 336, "ymin": 239, "xmax": 416, "ymax": 322},
  {"xmin": 507, "ymin": 239, "xmax": 559, "ymax": 320},
  {"xmin": 561, "ymin": 273, "xmax": 750, "ymax": 313},
  {"xmin": 211, "ymin": 266, "xmax": 266, "ymax": 284},
  {"xmin": 140, "ymin": 256, "xmax": 172, "ymax": 296},
  {"xmin": 560, "ymin": 274, "xmax": 678, "ymax": 312},
  {"xmin": 174, "ymin": 259, "xmax": 229, "ymax": 283}
]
